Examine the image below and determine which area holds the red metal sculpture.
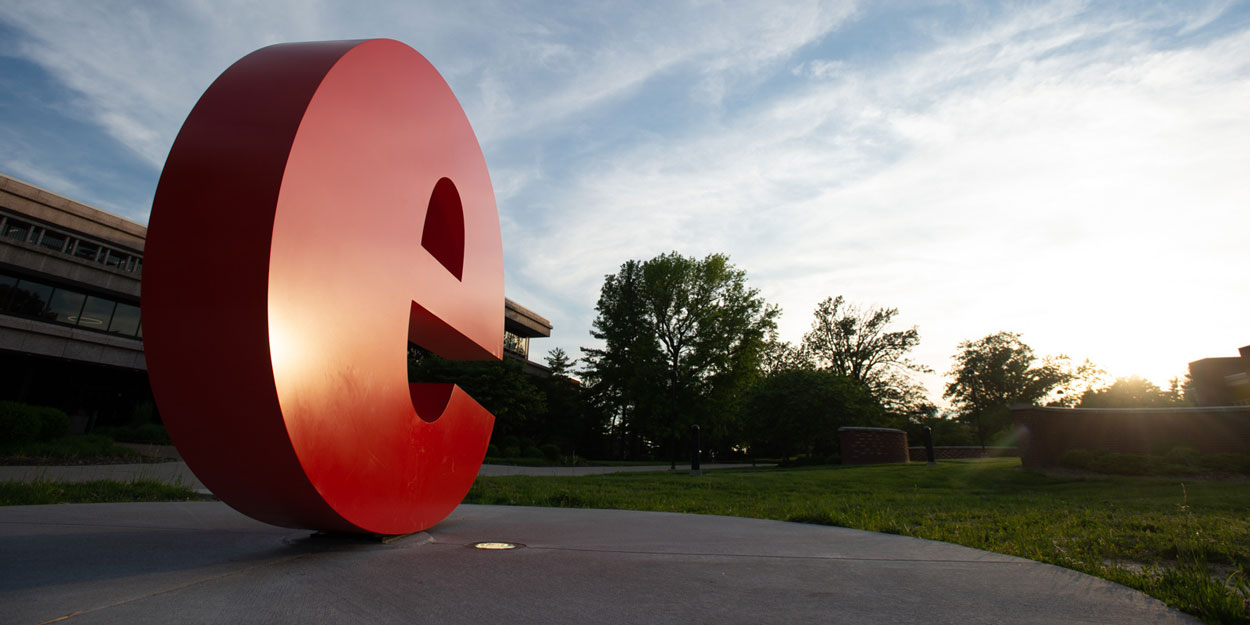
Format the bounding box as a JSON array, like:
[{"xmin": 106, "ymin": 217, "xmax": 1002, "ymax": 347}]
[{"xmin": 142, "ymin": 40, "xmax": 503, "ymax": 534}]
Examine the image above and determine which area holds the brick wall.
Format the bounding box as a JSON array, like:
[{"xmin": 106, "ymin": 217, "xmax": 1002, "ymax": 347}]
[
  {"xmin": 839, "ymin": 427, "xmax": 909, "ymax": 465},
  {"xmin": 907, "ymin": 446, "xmax": 1020, "ymax": 462},
  {"xmin": 1012, "ymin": 405, "xmax": 1250, "ymax": 469}
]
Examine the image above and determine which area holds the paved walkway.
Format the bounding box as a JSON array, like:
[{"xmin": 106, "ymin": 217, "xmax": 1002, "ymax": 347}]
[
  {"xmin": 0, "ymin": 461, "xmax": 759, "ymax": 488},
  {"xmin": 0, "ymin": 502, "xmax": 1197, "ymax": 624},
  {"xmin": 0, "ymin": 462, "xmax": 756, "ymax": 495}
]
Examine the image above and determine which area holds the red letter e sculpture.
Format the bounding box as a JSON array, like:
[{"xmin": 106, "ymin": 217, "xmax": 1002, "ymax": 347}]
[{"xmin": 142, "ymin": 40, "xmax": 503, "ymax": 535}]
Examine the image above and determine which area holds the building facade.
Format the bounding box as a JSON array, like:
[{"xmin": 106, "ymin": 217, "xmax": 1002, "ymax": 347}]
[
  {"xmin": 1188, "ymin": 346, "xmax": 1250, "ymax": 407},
  {"xmin": 0, "ymin": 172, "xmax": 550, "ymax": 424}
]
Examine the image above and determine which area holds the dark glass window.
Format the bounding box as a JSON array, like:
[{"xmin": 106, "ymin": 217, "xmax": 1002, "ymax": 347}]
[
  {"xmin": 38, "ymin": 230, "xmax": 68, "ymax": 252},
  {"xmin": 108, "ymin": 302, "xmax": 141, "ymax": 336},
  {"xmin": 503, "ymin": 331, "xmax": 530, "ymax": 357},
  {"xmin": 78, "ymin": 296, "xmax": 115, "ymax": 328},
  {"xmin": 0, "ymin": 274, "xmax": 15, "ymax": 310},
  {"xmin": 8, "ymin": 280, "xmax": 52, "ymax": 317},
  {"xmin": 72, "ymin": 241, "xmax": 99, "ymax": 261},
  {"xmin": 3, "ymin": 219, "xmax": 32, "ymax": 242},
  {"xmin": 47, "ymin": 289, "xmax": 86, "ymax": 324},
  {"xmin": 103, "ymin": 250, "xmax": 125, "ymax": 268}
]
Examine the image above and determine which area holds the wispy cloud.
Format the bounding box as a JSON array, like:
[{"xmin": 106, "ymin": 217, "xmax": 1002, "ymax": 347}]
[{"xmin": 2, "ymin": 0, "xmax": 1246, "ymax": 402}]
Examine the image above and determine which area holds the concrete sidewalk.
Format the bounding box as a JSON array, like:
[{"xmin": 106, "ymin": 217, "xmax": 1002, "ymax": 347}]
[
  {"xmin": 0, "ymin": 462, "xmax": 758, "ymax": 494},
  {"xmin": 0, "ymin": 502, "xmax": 1197, "ymax": 624}
]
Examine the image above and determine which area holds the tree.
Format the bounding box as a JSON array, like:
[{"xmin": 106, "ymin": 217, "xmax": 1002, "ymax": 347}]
[
  {"xmin": 408, "ymin": 345, "xmax": 545, "ymax": 440},
  {"xmin": 544, "ymin": 347, "xmax": 575, "ymax": 377},
  {"xmin": 581, "ymin": 252, "xmax": 778, "ymax": 461},
  {"xmin": 800, "ymin": 295, "xmax": 930, "ymax": 421},
  {"xmin": 1078, "ymin": 375, "xmax": 1181, "ymax": 408},
  {"xmin": 758, "ymin": 330, "xmax": 810, "ymax": 376},
  {"xmin": 740, "ymin": 369, "xmax": 883, "ymax": 462},
  {"xmin": 943, "ymin": 331, "xmax": 1087, "ymax": 447}
]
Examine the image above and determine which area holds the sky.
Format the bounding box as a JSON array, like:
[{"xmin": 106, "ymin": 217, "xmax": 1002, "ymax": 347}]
[{"xmin": 2, "ymin": 1, "xmax": 1248, "ymax": 406}]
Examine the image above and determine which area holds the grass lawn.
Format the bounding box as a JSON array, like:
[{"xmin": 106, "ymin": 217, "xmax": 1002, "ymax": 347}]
[
  {"xmin": 0, "ymin": 480, "xmax": 204, "ymax": 506},
  {"xmin": 0, "ymin": 434, "xmax": 151, "ymax": 465},
  {"xmin": 466, "ymin": 458, "xmax": 1250, "ymax": 625}
]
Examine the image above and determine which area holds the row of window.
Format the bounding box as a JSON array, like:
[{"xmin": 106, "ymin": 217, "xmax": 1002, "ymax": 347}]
[
  {"xmin": 0, "ymin": 213, "xmax": 143, "ymax": 274},
  {"xmin": 0, "ymin": 271, "xmax": 142, "ymax": 339}
]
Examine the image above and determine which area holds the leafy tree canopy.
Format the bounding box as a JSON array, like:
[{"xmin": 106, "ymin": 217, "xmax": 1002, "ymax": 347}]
[
  {"xmin": 1078, "ymin": 375, "xmax": 1183, "ymax": 409},
  {"xmin": 740, "ymin": 368, "xmax": 883, "ymax": 461},
  {"xmin": 800, "ymin": 295, "xmax": 931, "ymax": 420},
  {"xmin": 581, "ymin": 252, "xmax": 778, "ymax": 459},
  {"xmin": 943, "ymin": 331, "xmax": 1095, "ymax": 446}
]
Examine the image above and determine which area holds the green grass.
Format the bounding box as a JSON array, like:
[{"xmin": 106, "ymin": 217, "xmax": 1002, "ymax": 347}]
[
  {"xmin": 483, "ymin": 456, "xmax": 704, "ymax": 467},
  {"xmin": 0, "ymin": 434, "xmax": 146, "ymax": 465},
  {"xmin": 0, "ymin": 479, "xmax": 204, "ymax": 506},
  {"xmin": 466, "ymin": 458, "xmax": 1250, "ymax": 624}
]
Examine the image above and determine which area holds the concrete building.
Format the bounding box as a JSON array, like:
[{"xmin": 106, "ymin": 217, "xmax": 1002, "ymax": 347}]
[
  {"xmin": 0, "ymin": 172, "xmax": 550, "ymax": 423},
  {"xmin": 1188, "ymin": 345, "xmax": 1250, "ymax": 406}
]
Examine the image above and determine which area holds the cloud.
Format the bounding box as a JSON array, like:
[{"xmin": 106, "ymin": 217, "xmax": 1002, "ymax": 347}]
[
  {"xmin": 3, "ymin": 0, "xmax": 1246, "ymax": 402},
  {"xmin": 502, "ymin": 2, "xmax": 1250, "ymax": 396}
]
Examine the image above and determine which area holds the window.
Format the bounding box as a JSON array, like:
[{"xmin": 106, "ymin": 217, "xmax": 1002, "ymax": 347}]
[
  {"xmin": 102, "ymin": 249, "xmax": 125, "ymax": 268},
  {"xmin": 3, "ymin": 219, "xmax": 32, "ymax": 242},
  {"xmin": 46, "ymin": 289, "xmax": 87, "ymax": 324},
  {"xmin": 78, "ymin": 296, "xmax": 116, "ymax": 328},
  {"xmin": 72, "ymin": 241, "xmax": 99, "ymax": 261},
  {"xmin": 0, "ymin": 274, "xmax": 15, "ymax": 310},
  {"xmin": 38, "ymin": 229, "xmax": 68, "ymax": 252},
  {"xmin": 7, "ymin": 280, "xmax": 52, "ymax": 317},
  {"xmin": 108, "ymin": 302, "xmax": 141, "ymax": 336},
  {"xmin": 503, "ymin": 331, "xmax": 530, "ymax": 358}
]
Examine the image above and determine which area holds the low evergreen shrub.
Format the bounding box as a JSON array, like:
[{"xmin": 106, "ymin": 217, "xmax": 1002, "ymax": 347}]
[
  {"xmin": 0, "ymin": 401, "xmax": 41, "ymax": 449},
  {"xmin": 539, "ymin": 443, "xmax": 561, "ymax": 463}
]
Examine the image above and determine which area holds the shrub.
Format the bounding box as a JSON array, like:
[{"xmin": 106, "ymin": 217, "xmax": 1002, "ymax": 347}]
[
  {"xmin": 1059, "ymin": 448, "xmax": 1250, "ymax": 476},
  {"xmin": 503, "ymin": 446, "xmax": 521, "ymax": 458},
  {"xmin": 1162, "ymin": 446, "xmax": 1200, "ymax": 467},
  {"xmin": 33, "ymin": 406, "xmax": 70, "ymax": 441},
  {"xmin": 22, "ymin": 434, "xmax": 132, "ymax": 459},
  {"xmin": 539, "ymin": 443, "xmax": 561, "ymax": 463},
  {"xmin": 91, "ymin": 424, "xmax": 171, "ymax": 445},
  {"xmin": 0, "ymin": 401, "xmax": 44, "ymax": 449},
  {"xmin": 522, "ymin": 446, "xmax": 544, "ymax": 460},
  {"xmin": 1058, "ymin": 448, "xmax": 1092, "ymax": 469},
  {"xmin": 486, "ymin": 444, "xmax": 500, "ymax": 458}
]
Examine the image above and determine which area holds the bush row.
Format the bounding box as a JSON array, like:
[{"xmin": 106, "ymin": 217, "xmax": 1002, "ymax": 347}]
[
  {"xmin": 91, "ymin": 424, "xmax": 171, "ymax": 445},
  {"xmin": 0, "ymin": 401, "xmax": 69, "ymax": 450},
  {"xmin": 1059, "ymin": 447, "xmax": 1250, "ymax": 476},
  {"xmin": 486, "ymin": 442, "xmax": 562, "ymax": 462}
]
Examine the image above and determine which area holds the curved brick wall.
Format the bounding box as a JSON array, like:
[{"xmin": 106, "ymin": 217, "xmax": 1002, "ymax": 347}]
[
  {"xmin": 839, "ymin": 427, "xmax": 909, "ymax": 465},
  {"xmin": 1011, "ymin": 405, "xmax": 1250, "ymax": 468}
]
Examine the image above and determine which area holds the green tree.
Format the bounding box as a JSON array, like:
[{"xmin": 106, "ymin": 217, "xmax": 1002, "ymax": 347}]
[
  {"xmin": 1078, "ymin": 375, "xmax": 1181, "ymax": 408},
  {"xmin": 800, "ymin": 295, "xmax": 931, "ymax": 422},
  {"xmin": 944, "ymin": 331, "xmax": 1089, "ymax": 447},
  {"xmin": 528, "ymin": 348, "xmax": 609, "ymax": 458},
  {"xmin": 408, "ymin": 346, "xmax": 545, "ymax": 441},
  {"xmin": 544, "ymin": 347, "xmax": 575, "ymax": 377},
  {"xmin": 581, "ymin": 252, "xmax": 778, "ymax": 461},
  {"xmin": 740, "ymin": 369, "xmax": 883, "ymax": 462},
  {"xmin": 758, "ymin": 330, "xmax": 810, "ymax": 376}
]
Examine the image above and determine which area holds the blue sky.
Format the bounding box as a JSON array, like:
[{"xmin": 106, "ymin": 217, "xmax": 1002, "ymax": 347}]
[{"xmin": 3, "ymin": 1, "xmax": 1248, "ymax": 405}]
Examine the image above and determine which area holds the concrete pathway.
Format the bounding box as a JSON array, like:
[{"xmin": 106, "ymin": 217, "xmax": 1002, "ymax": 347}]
[
  {"xmin": 0, "ymin": 502, "xmax": 1198, "ymax": 624},
  {"xmin": 0, "ymin": 462, "xmax": 758, "ymax": 494}
]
